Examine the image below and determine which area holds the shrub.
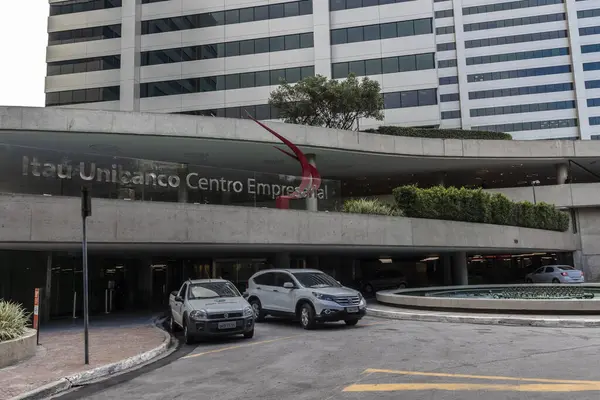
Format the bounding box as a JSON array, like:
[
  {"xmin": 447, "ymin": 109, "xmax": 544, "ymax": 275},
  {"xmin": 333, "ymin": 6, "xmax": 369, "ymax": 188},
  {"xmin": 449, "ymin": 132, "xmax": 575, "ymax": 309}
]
[
  {"xmin": 392, "ymin": 185, "xmax": 569, "ymax": 232},
  {"xmin": 363, "ymin": 126, "xmax": 512, "ymax": 140},
  {"xmin": 0, "ymin": 300, "xmax": 30, "ymax": 342},
  {"xmin": 342, "ymin": 198, "xmax": 402, "ymax": 216}
]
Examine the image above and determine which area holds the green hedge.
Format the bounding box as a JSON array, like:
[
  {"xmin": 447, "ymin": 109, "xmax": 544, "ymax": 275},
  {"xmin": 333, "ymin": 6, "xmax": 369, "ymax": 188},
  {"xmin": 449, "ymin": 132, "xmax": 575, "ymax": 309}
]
[
  {"xmin": 363, "ymin": 126, "xmax": 512, "ymax": 140},
  {"xmin": 0, "ymin": 300, "xmax": 30, "ymax": 342},
  {"xmin": 392, "ymin": 185, "xmax": 570, "ymax": 232},
  {"xmin": 342, "ymin": 198, "xmax": 402, "ymax": 217}
]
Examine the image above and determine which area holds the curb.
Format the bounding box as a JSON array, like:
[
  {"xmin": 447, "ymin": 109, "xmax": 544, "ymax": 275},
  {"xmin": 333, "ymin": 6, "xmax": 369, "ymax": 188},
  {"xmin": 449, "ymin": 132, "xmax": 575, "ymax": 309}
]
[
  {"xmin": 10, "ymin": 319, "xmax": 173, "ymax": 400},
  {"xmin": 367, "ymin": 307, "xmax": 600, "ymax": 328}
]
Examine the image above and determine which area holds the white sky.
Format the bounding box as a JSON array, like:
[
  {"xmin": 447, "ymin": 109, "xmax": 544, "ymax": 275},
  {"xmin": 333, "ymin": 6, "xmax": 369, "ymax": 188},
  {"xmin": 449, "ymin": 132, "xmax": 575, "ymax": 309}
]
[{"xmin": 0, "ymin": 1, "xmax": 48, "ymax": 107}]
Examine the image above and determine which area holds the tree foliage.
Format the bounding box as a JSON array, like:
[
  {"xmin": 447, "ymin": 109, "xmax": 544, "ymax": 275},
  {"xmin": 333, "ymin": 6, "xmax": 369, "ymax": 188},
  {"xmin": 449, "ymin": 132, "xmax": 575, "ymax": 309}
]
[{"xmin": 268, "ymin": 74, "xmax": 384, "ymax": 130}]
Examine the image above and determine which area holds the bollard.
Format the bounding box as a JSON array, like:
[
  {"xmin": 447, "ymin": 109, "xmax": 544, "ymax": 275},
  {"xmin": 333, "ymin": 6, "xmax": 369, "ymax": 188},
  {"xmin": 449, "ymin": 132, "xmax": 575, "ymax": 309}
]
[{"xmin": 72, "ymin": 291, "xmax": 77, "ymax": 319}]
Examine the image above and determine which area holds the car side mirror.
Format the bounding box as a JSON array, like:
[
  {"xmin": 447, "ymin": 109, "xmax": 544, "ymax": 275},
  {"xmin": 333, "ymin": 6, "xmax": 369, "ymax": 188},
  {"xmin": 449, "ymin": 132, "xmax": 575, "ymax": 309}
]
[
  {"xmin": 175, "ymin": 296, "xmax": 183, "ymax": 302},
  {"xmin": 170, "ymin": 291, "xmax": 178, "ymax": 297},
  {"xmin": 283, "ymin": 282, "xmax": 295, "ymax": 289}
]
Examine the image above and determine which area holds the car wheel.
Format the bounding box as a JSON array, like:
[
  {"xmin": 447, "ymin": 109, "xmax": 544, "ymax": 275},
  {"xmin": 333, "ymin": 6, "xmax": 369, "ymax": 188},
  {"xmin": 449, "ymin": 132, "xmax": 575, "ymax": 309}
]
[
  {"xmin": 397, "ymin": 282, "xmax": 407, "ymax": 289},
  {"xmin": 300, "ymin": 303, "xmax": 316, "ymax": 330},
  {"xmin": 183, "ymin": 320, "xmax": 194, "ymax": 345},
  {"xmin": 250, "ymin": 299, "xmax": 266, "ymax": 322},
  {"xmin": 243, "ymin": 328, "xmax": 254, "ymax": 339},
  {"xmin": 345, "ymin": 319, "xmax": 359, "ymax": 326},
  {"xmin": 552, "ymin": 278, "xmax": 560, "ymax": 284}
]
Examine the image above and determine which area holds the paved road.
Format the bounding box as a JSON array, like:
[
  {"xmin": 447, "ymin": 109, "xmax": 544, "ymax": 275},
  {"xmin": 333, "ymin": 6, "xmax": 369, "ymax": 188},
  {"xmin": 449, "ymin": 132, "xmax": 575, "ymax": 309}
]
[{"xmin": 57, "ymin": 317, "xmax": 600, "ymax": 400}]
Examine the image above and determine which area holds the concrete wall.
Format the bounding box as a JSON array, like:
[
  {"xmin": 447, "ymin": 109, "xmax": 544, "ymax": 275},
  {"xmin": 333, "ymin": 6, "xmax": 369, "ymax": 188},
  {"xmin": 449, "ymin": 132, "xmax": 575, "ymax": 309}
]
[
  {"xmin": 488, "ymin": 183, "xmax": 600, "ymax": 209},
  {"xmin": 0, "ymin": 193, "xmax": 577, "ymax": 253},
  {"xmin": 3, "ymin": 106, "xmax": 600, "ymax": 160},
  {"xmin": 0, "ymin": 328, "xmax": 37, "ymax": 368}
]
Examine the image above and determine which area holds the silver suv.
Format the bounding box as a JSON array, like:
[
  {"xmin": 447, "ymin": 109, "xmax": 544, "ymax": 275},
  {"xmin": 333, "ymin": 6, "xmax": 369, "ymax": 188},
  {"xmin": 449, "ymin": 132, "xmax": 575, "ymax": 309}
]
[{"xmin": 245, "ymin": 269, "xmax": 367, "ymax": 329}]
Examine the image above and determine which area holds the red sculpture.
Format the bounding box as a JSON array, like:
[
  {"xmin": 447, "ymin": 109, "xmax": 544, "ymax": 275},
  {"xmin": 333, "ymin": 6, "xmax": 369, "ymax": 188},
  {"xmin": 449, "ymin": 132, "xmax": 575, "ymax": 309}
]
[{"xmin": 246, "ymin": 114, "xmax": 321, "ymax": 209}]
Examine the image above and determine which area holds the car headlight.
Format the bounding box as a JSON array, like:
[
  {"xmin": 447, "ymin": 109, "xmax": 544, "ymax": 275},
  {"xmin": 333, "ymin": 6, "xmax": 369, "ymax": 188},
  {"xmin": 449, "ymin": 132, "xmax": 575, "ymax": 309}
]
[
  {"xmin": 243, "ymin": 306, "xmax": 254, "ymax": 317},
  {"xmin": 313, "ymin": 292, "xmax": 336, "ymax": 302},
  {"xmin": 189, "ymin": 309, "xmax": 208, "ymax": 320}
]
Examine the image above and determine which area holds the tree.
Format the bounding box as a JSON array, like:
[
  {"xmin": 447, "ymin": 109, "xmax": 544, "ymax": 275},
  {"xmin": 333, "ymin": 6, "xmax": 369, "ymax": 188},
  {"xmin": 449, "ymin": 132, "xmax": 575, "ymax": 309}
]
[{"xmin": 268, "ymin": 74, "xmax": 384, "ymax": 130}]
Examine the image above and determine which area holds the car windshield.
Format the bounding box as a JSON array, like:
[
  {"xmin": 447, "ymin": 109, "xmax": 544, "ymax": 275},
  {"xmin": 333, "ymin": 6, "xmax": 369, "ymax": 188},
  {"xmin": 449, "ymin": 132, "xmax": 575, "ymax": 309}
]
[
  {"xmin": 292, "ymin": 272, "xmax": 341, "ymax": 288},
  {"xmin": 188, "ymin": 282, "xmax": 241, "ymax": 299}
]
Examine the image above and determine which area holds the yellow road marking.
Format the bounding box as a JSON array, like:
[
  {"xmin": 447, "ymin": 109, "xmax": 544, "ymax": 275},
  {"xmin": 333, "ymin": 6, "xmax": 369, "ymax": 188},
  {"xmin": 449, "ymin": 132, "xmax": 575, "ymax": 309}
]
[
  {"xmin": 363, "ymin": 368, "xmax": 600, "ymax": 385},
  {"xmin": 181, "ymin": 335, "xmax": 303, "ymax": 359},
  {"xmin": 343, "ymin": 383, "xmax": 600, "ymax": 392}
]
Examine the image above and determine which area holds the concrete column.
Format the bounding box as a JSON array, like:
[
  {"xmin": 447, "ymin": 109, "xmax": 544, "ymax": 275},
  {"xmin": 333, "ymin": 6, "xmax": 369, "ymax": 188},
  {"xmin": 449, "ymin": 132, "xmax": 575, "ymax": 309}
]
[
  {"xmin": 306, "ymin": 154, "xmax": 318, "ymax": 212},
  {"xmin": 274, "ymin": 252, "xmax": 291, "ymax": 269},
  {"xmin": 452, "ymin": 252, "xmax": 468, "ymax": 285},
  {"xmin": 178, "ymin": 164, "xmax": 188, "ymax": 203},
  {"xmin": 312, "ymin": 0, "xmax": 332, "ymax": 78},
  {"xmin": 119, "ymin": 0, "xmax": 141, "ymax": 111},
  {"xmin": 442, "ymin": 255, "xmax": 452, "ymax": 285},
  {"xmin": 556, "ymin": 163, "xmax": 569, "ymax": 184},
  {"xmin": 43, "ymin": 253, "xmax": 52, "ymax": 322}
]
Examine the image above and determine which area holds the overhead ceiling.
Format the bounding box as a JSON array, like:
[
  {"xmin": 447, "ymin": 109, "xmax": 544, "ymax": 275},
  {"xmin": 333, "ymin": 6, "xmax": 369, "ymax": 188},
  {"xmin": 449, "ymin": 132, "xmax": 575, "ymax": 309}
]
[{"xmin": 1, "ymin": 130, "xmax": 597, "ymax": 182}]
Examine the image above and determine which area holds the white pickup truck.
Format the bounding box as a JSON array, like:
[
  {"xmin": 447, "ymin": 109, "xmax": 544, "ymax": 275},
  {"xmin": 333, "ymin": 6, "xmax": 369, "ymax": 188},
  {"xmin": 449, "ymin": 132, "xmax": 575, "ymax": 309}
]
[{"xmin": 168, "ymin": 279, "xmax": 255, "ymax": 344}]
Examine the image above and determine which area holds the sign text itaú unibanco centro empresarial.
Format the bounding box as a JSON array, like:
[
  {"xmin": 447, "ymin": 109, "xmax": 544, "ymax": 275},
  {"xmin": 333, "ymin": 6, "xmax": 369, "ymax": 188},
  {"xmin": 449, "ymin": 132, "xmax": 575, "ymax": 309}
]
[{"xmin": 21, "ymin": 156, "xmax": 331, "ymax": 200}]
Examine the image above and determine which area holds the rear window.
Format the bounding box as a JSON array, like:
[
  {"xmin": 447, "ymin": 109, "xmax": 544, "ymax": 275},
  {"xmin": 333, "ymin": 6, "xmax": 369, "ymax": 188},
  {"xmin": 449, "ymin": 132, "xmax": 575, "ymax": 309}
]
[{"xmin": 558, "ymin": 266, "xmax": 575, "ymax": 270}]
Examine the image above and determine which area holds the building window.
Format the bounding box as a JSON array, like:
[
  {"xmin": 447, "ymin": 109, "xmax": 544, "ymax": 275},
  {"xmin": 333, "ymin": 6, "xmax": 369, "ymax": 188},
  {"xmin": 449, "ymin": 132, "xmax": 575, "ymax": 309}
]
[
  {"xmin": 439, "ymin": 76, "xmax": 458, "ymax": 85},
  {"xmin": 436, "ymin": 25, "xmax": 455, "ymax": 35},
  {"xmin": 48, "ymin": 24, "xmax": 121, "ymax": 46},
  {"xmin": 330, "ymin": 18, "xmax": 432, "ymax": 45},
  {"xmin": 583, "ymin": 62, "xmax": 600, "ymax": 72},
  {"xmin": 588, "ymin": 98, "xmax": 600, "ymax": 107},
  {"xmin": 330, "ymin": 0, "xmax": 416, "ymax": 11},
  {"xmin": 140, "ymin": 66, "xmax": 314, "ymax": 98},
  {"xmin": 440, "ymin": 93, "xmax": 459, "ymax": 102},
  {"xmin": 441, "ymin": 110, "xmax": 461, "ymax": 119},
  {"xmin": 45, "ymin": 86, "xmax": 120, "ymax": 106},
  {"xmin": 467, "ymin": 65, "xmax": 571, "ymax": 82},
  {"xmin": 142, "ymin": 0, "xmax": 312, "ymax": 34},
  {"xmin": 464, "ymin": 13, "xmax": 565, "ymax": 32},
  {"xmin": 579, "ymin": 26, "xmax": 600, "ymax": 36},
  {"xmin": 50, "ymin": 0, "xmax": 121, "ymax": 16},
  {"xmin": 438, "ymin": 59, "xmax": 457, "ymax": 68},
  {"xmin": 577, "ymin": 8, "xmax": 600, "ymax": 19},
  {"xmin": 142, "ymin": 0, "xmax": 168, "ymax": 3},
  {"xmin": 469, "ymin": 82, "xmax": 573, "ymax": 100},
  {"xmin": 141, "ymin": 33, "xmax": 313, "ymax": 66},
  {"xmin": 465, "ymin": 30, "xmax": 567, "ymax": 49},
  {"xmin": 473, "ymin": 119, "xmax": 578, "ymax": 133},
  {"xmin": 435, "ymin": 9, "xmax": 453, "ymax": 18},
  {"xmin": 331, "ymin": 53, "xmax": 435, "ymax": 78},
  {"xmin": 582, "ymin": 44, "xmax": 600, "ymax": 54},
  {"xmin": 383, "ymin": 88, "xmax": 438, "ymax": 110},
  {"xmin": 466, "ymin": 47, "xmax": 569, "ymax": 65},
  {"xmin": 586, "ymin": 80, "xmax": 600, "ymax": 89},
  {"xmin": 47, "ymin": 55, "xmax": 120, "ymax": 76},
  {"xmin": 470, "ymin": 100, "xmax": 576, "ymax": 117},
  {"xmin": 463, "ymin": 0, "xmax": 563, "ymax": 16},
  {"xmin": 590, "ymin": 117, "xmax": 600, "ymax": 126},
  {"xmin": 437, "ymin": 42, "xmax": 456, "ymax": 51}
]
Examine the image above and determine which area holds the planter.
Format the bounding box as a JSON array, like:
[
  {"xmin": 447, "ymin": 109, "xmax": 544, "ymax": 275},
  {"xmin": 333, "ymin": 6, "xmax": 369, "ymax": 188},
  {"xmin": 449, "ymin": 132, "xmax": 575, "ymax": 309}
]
[{"xmin": 0, "ymin": 328, "xmax": 37, "ymax": 368}]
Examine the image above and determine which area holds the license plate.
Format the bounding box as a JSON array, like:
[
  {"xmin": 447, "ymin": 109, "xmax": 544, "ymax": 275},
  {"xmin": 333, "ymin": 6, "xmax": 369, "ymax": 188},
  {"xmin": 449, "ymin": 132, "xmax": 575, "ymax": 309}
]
[
  {"xmin": 218, "ymin": 321, "xmax": 237, "ymax": 330},
  {"xmin": 346, "ymin": 307, "xmax": 359, "ymax": 313}
]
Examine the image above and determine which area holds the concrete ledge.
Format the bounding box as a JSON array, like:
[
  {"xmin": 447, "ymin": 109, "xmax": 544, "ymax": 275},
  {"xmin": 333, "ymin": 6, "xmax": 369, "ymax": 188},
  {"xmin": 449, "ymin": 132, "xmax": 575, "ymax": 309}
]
[
  {"xmin": 10, "ymin": 322, "xmax": 172, "ymax": 400},
  {"xmin": 367, "ymin": 306, "xmax": 600, "ymax": 328},
  {"xmin": 0, "ymin": 328, "xmax": 37, "ymax": 368},
  {"xmin": 376, "ymin": 284, "xmax": 600, "ymax": 313},
  {"xmin": 0, "ymin": 193, "xmax": 578, "ymax": 253}
]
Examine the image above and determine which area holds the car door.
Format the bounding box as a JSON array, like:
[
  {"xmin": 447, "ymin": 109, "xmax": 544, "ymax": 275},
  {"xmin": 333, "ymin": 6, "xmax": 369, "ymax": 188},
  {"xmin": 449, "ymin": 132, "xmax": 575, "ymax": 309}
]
[
  {"xmin": 271, "ymin": 272, "xmax": 297, "ymax": 313},
  {"xmin": 544, "ymin": 266, "xmax": 556, "ymax": 282},
  {"xmin": 531, "ymin": 267, "xmax": 545, "ymax": 283},
  {"xmin": 253, "ymin": 272, "xmax": 277, "ymax": 311},
  {"xmin": 172, "ymin": 283, "xmax": 187, "ymax": 325}
]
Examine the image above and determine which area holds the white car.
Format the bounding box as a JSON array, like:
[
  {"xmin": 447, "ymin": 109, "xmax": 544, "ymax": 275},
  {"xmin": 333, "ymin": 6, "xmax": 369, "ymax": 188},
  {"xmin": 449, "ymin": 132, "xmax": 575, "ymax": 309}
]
[
  {"xmin": 525, "ymin": 265, "xmax": 585, "ymax": 284},
  {"xmin": 244, "ymin": 269, "xmax": 367, "ymax": 330},
  {"xmin": 169, "ymin": 279, "xmax": 255, "ymax": 344}
]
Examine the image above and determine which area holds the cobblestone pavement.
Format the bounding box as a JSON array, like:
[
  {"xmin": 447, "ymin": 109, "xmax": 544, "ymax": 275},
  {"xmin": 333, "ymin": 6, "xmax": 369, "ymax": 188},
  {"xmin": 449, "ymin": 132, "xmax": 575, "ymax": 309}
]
[{"xmin": 0, "ymin": 323, "xmax": 165, "ymax": 400}]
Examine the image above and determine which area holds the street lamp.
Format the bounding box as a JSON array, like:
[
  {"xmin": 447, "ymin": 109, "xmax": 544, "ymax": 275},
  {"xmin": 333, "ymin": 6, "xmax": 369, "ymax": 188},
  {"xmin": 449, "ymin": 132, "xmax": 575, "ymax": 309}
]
[{"xmin": 531, "ymin": 180, "xmax": 540, "ymax": 204}]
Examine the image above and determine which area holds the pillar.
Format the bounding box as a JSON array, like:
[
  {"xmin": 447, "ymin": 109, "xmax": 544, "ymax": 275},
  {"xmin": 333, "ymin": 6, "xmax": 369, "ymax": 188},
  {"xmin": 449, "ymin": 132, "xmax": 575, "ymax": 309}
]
[
  {"xmin": 312, "ymin": 0, "xmax": 332, "ymax": 78},
  {"xmin": 120, "ymin": 0, "xmax": 141, "ymax": 111},
  {"xmin": 556, "ymin": 163, "xmax": 569, "ymax": 184},
  {"xmin": 177, "ymin": 163, "xmax": 188, "ymax": 203},
  {"xmin": 43, "ymin": 253, "xmax": 52, "ymax": 322},
  {"xmin": 442, "ymin": 255, "xmax": 452, "ymax": 285},
  {"xmin": 452, "ymin": 252, "xmax": 468, "ymax": 286},
  {"xmin": 305, "ymin": 153, "xmax": 318, "ymax": 212},
  {"xmin": 274, "ymin": 252, "xmax": 291, "ymax": 269}
]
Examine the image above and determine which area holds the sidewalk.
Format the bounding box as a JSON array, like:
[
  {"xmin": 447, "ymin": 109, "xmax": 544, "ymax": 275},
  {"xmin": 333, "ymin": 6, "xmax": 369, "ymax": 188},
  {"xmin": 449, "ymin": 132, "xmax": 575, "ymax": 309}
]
[{"xmin": 0, "ymin": 316, "xmax": 167, "ymax": 400}]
